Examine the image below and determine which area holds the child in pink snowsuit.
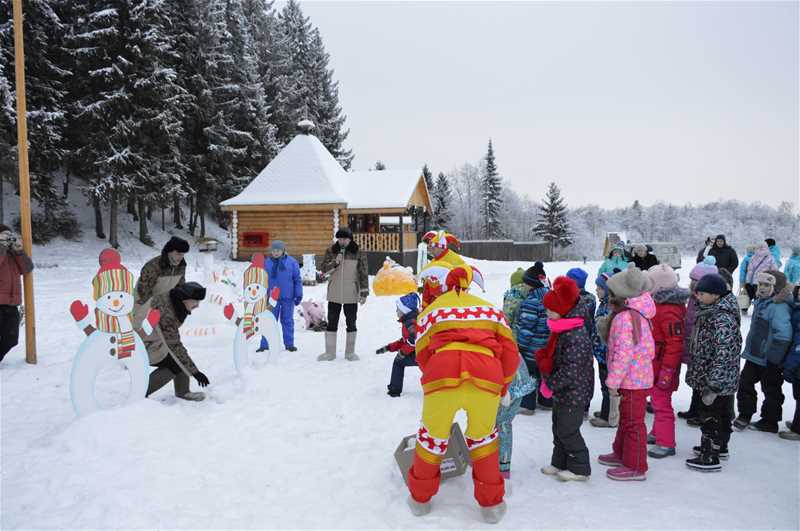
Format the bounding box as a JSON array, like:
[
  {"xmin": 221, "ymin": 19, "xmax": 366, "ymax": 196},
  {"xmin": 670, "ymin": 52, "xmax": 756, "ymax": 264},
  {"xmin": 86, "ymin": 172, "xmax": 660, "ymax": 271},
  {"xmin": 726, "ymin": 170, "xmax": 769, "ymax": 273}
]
[{"xmin": 596, "ymin": 267, "xmax": 656, "ymax": 481}]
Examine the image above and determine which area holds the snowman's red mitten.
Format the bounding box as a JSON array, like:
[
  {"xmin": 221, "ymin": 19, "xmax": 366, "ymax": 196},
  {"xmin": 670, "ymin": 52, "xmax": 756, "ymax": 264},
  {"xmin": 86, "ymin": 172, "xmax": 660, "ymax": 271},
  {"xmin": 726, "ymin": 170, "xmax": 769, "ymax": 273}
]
[
  {"xmin": 224, "ymin": 303, "xmax": 236, "ymax": 321},
  {"xmin": 142, "ymin": 309, "xmax": 161, "ymax": 336},
  {"xmin": 269, "ymin": 287, "xmax": 280, "ymax": 307},
  {"xmin": 70, "ymin": 300, "xmax": 91, "ymax": 330}
]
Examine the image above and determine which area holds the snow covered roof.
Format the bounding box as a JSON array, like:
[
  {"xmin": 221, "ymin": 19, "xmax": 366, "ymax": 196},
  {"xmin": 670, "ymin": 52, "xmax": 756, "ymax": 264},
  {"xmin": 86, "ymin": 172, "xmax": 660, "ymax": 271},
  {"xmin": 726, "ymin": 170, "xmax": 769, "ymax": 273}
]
[
  {"xmin": 379, "ymin": 216, "xmax": 413, "ymax": 224},
  {"xmin": 220, "ymin": 133, "xmax": 347, "ymax": 207},
  {"xmin": 339, "ymin": 170, "xmax": 424, "ymax": 210}
]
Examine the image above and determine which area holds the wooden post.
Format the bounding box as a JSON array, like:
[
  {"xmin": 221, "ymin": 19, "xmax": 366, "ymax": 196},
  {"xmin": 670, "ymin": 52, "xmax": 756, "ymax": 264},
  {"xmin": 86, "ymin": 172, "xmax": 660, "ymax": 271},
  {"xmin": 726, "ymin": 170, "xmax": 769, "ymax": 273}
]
[{"xmin": 12, "ymin": 0, "xmax": 37, "ymax": 364}]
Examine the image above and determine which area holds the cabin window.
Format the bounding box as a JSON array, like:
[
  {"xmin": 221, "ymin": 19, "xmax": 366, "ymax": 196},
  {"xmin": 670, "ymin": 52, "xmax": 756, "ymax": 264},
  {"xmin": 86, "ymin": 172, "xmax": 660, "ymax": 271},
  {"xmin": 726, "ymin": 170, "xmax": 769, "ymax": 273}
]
[{"xmin": 241, "ymin": 231, "xmax": 269, "ymax": 248}]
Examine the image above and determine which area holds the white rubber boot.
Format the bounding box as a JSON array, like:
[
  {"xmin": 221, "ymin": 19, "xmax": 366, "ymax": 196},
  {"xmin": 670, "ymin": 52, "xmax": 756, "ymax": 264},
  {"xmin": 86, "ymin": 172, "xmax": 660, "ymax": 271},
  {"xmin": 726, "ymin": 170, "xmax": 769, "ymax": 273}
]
[
  {"xmin": 480, "ymin": 501, "xmax": 507, "ymax": 524},
  {"xmin": 407, "ymin": 496, "xmax": 431, "ymax": 517}
]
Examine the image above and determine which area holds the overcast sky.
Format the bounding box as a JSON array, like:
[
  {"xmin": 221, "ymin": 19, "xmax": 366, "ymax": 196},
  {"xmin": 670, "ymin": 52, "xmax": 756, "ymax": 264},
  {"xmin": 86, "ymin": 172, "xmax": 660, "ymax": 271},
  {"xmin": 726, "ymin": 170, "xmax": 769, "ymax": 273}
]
[{"xmin": 298, "ymin": 1, "xmax": 799, "ymax": 209}]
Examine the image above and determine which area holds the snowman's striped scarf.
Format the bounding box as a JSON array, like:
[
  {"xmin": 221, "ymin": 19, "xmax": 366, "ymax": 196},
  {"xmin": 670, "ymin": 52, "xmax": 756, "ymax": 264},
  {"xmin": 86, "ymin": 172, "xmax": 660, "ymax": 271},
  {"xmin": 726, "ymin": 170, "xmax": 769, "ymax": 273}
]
[
  {"xmin": 242, "ymin": 297, "xmax": 269, "ymax": 339},
  {"xmin": 94, "ymin": 310, "xmax": 135, "ymax": 359}
]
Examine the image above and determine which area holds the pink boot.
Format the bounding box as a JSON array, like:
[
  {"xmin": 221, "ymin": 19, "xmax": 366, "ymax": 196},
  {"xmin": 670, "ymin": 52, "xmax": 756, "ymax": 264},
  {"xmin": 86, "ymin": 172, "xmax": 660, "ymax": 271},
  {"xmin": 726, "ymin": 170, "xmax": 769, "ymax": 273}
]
[
  {"xmin": 597, "ymin": 453, "xmax": 624, "ymax": 467},
  {"xmin": 607, "ymin": 467, "xmax": 646, "ymax": 481}
]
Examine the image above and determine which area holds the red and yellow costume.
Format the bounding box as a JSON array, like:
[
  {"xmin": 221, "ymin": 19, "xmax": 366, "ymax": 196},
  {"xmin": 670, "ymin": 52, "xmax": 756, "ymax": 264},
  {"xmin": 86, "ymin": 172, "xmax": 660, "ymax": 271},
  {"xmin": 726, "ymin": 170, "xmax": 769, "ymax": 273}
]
[
  {"xmin": 420, "ymin": 231, "xmax": 467, "ymax": 308},
  {"xmin": 408, "ymin": 265, "xmax": 520, "ymax": 509}
]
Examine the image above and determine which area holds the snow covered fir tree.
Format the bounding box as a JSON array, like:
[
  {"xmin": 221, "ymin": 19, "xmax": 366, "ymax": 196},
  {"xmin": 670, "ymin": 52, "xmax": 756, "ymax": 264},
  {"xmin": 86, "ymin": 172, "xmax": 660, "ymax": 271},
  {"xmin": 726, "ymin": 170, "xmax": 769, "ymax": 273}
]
[
  {"xmin": 533, "ymin": 182, "xmax": 573, "ymax": 253},
  {"xmin": 431, "ymin": 171, "xmax": 453, "ymax": 229},
  {"xmin": 480, "ymin": 139, "xmax": 503, "ymax": 238}
]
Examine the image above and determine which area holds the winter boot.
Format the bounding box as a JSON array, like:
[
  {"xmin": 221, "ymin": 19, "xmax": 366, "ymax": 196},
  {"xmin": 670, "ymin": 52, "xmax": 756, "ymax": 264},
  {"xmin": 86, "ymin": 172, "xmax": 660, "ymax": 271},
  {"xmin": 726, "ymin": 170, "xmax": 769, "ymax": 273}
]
[
  {"xmin": 779, "ymin": 430, "xmax": 800, "ymax": 441},
  {"xmin": 693, "ymin": 443, "xmax": 729, "ymax": 460},
  {"xmin": 557, "ymin": 470, "xmax": 589, "ymax": 482},
  {"xmin": 178, "ymin": 391, "xmax": 206, "ymax": 401},
  {"xmin": 407, "ymin": 496, "xmax": 431, "ymax": 517},
  {"xmin": 597, "ymin": 453, "xmax": 624, "ymax": 467},
  {"xmin": 686, "ymin": 435, "xmax": 721, "ymax": 472},
  {"xmin": 606, "ymin": 467, "xmax": 646, "ymax": 481},
  {"xmin": 733, "ymin": 415, "xmax": 751, "ymax": 431},
  {"xmin": 317, "ymin": 331, "xmax": 337, "ymax": 361},
  {"xmin": 747, "ymin": 419, "xmax": 779, "ymax": 433},
  {"xmin": 786, "ymin": 421, "xmax": 794, "ymax": 431},
  {"xmin": 540, "ymin": 465, "xmax": 563, "ymax": 476},
  {"xmin": 344, "ymin": 331, "xmax": 359, "ymax": 361},
  {"xmin": 590, "ymin": 417, "xmax": 614, "ymax": 428},
  {"xmin": 480, "ymin": 501, "xmax": 507, "ymax": 524},
  {"xmin": 146, "ymin": 367, "xmax": 177, "ymax": 397},
  {"xmin": 174, "ymin": 373, "xmax": 205, "ymax": 401},
  {"xmin": 648, "ymin": 445, "xmax": 676, "ymax": 459}
]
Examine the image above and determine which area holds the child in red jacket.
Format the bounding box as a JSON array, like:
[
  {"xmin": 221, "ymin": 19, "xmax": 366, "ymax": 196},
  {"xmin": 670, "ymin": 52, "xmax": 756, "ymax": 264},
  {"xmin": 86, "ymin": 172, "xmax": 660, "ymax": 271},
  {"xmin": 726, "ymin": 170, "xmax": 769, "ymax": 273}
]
[
  {"xmin": 645, "ymin": 265, "xmax": 689, "ymax": 458},
  {"xmin": 377, "ymin": 293, "xmax": 420, "ymax": 397}
]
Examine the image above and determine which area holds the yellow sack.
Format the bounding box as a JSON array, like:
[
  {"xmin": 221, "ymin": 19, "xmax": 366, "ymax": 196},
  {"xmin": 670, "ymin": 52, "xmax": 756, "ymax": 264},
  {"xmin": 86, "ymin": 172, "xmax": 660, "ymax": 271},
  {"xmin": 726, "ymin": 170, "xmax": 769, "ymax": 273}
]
[{"xmin": 373, "ymin": 257, "xmax": 418, "ymax": 296}]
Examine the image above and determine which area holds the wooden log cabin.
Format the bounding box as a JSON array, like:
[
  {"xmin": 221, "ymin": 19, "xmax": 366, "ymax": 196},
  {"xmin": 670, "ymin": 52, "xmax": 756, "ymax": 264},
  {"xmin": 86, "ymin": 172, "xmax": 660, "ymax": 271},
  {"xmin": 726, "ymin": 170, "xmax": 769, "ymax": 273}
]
[{"xmin": 220, "ymin": 121, "xmax": 433, "ymax": 272}]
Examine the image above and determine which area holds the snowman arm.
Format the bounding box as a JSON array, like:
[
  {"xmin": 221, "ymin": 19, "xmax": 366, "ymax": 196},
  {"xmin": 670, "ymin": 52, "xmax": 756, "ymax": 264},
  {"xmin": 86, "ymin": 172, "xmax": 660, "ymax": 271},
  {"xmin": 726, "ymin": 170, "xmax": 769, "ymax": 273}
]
[
  {"xmin": 235, "ymin": 317, "xmax": 242, "ymax": 326},
  {"xmin": 80, "ymin": 323, "xmax": 95, "ymax": 336},
  {"xmin": 74, "ymin": 315, "xmax": 94, "ymax": 335}
]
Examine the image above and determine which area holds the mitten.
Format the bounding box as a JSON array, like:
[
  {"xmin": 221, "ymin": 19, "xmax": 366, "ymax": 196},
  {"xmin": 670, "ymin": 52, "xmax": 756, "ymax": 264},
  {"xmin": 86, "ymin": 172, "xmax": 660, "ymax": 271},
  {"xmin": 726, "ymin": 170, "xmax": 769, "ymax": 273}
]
[
  {"xmin": 376, "ymin": 346, "xmax": 389, "ymax": 354},
  {"xmin": 142, "ymin": 309, "xmax": 160, "ymax": 336},
  {"xmin": 70, "ymin": 300, "xmax": 91, "ymax": 330},
  {"xmin": 223, "ymin": 303, "xmax": 235, "ymax": 321},
  {"xmin": 194, "ymin": 371, "xmax": 210, "ymax": 387},
  {"xmin": 539, "ymin": 380, "xmax": 553, "ymax": 399},
  {"xmin": 269, "ymin": 287, "xmax": 280, "ymax": 307},
  {"xmin": 655, "ymin": 366, "xmax": 677, "ymax": 391}
]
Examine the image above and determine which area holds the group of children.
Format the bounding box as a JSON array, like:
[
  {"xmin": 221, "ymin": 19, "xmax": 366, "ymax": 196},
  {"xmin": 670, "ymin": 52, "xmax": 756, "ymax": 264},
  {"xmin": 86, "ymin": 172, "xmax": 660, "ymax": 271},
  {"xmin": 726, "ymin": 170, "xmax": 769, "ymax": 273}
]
[{"xmin": 378, "ymin": 249, "xmax": 800, "ymax": 486}]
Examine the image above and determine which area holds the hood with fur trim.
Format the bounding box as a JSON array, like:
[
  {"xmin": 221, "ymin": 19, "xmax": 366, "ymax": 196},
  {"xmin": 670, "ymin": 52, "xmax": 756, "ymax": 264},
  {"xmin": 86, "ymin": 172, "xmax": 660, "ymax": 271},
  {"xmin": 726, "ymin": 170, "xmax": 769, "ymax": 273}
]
[{"xmin": 653, "ymin": 286, "xmax": 691, "ymax": 306}]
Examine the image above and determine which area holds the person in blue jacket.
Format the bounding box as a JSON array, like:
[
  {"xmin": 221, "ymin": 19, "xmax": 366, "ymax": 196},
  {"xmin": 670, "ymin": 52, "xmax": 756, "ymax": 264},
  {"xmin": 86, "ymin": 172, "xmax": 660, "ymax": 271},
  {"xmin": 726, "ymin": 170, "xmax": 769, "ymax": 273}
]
[
  {"xmin": 735, "ymin": 270, "xmax": 793, "ymax": 433},
  {"xmin": 784, "ymin": 246, "xmax": 800, "ymax": 286},
  {"xmin": 766, "ymin": 238, "xmax": 782, "ymax": 269},
  {"xmin": 265, "ymin": 241, "xmax": 303, "ymax": 352},
  {"xmin": 598, "ymin": 244, "xmax": 628, "ymax": 276},
  {"xmin": 779, "ymin": 285, "xmax": 800, "ymax": 441},
  {"xmin": 739, "ymin": 245, "xmax": 756, "ymax": 287}
]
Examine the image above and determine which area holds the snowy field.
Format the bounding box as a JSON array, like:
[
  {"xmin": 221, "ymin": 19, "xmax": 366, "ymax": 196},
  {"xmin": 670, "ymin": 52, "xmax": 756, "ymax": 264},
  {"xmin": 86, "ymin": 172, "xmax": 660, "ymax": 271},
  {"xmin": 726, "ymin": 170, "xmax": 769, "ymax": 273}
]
[{"xmin": 1, "ymin": 234, "xmax": 799, "ymax": 530}]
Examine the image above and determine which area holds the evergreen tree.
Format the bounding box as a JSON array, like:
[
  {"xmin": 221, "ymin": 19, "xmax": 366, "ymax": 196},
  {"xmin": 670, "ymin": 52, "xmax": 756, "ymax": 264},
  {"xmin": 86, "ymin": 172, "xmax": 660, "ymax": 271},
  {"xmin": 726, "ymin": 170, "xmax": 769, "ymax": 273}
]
[
  {"xmin": 432, "ymin": 172, "xmax": 452, "ymax": 229},
  {"xmin": 422, "ymin": 163, "xmax": 434, "ymax": 192},
  {"xmin": 0, "ymin": 56, "xmax": 15, "ymax": 224},
  {"xmin": 533, "ymin": 182, "xmax": 573, "ymax": 249},
  {"xmin": 374, "ymin": 160, "xmax": 386, "ymax": 170},
  {"xmin": 480, "ymin": 139, "xmax": 503, "ymax": 238}
]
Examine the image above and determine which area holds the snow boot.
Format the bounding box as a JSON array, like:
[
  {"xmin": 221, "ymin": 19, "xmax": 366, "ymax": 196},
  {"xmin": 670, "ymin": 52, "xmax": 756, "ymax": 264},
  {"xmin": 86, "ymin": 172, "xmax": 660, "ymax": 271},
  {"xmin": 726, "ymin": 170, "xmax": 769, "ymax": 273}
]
[
  {"xmin": 540, "ymin": 465, "xmax": 563, "ymax": 476},
  {"xmin": 686, "ymin": 435, "xmax": 721, "ymax": 472},
  {"xmin": 733, "ymin": 415, "xmax": 751, "ymax": 431},
  {"xmin": 317, "ymin": 331, "xmax": 337, "ymax": 361},
  {"xmin": 747, "ymin": 419, "xmax": 779, "ymax": 433},
  {"xmin": 786, "ymin": 421, "xmax": 794, "ymax": 431},
  {"xmin": 648, "ymin": 445, "xmax": 676, "ymax": 459},
  {"xmin": 286, "ymin": 346, "xmax": 298, "ymax": 352},
  {"xmin": 344, "ymin": 331, "xmax": 359, "ymax": 361},
  {"xmin": 557, "ymin": 470, "xmax": 589, "ymax": 482},
  {"xmin": 174, "ymin": 373, "xmax": 205, "ymax": 401},
  {"xmin": 407, "ymin": 496, "xmax": 431, "ymax": 517},
  {"xmin": 597, "ymin": 453, "xmax": 624, "ymax": 467},
  {"xmin": 480, "ymin": 501, "xmax": 507, "ymax": 524},
  {"xmin": 177, "ymin": 391, "xmax": 206, "ymax": 401},
  {"xmin": 693, "ymin": 443, "xmax": 729, "ymax": 460},
  {"xmin": 606, "ymin": 467, "xmax": 646, "ymax": 481},
  {"xmin": 779, "ymin": 430, "xmax": 800, "ymax": 441},
  {"xmin": 590, "ymin": 417, "xmax": 614, "ymax": 428}
]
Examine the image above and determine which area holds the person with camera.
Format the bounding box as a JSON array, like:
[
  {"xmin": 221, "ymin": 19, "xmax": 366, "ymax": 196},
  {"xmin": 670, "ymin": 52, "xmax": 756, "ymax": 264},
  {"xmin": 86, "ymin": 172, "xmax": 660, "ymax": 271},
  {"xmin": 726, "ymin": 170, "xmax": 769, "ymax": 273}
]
[{"xmin": 0, "ymin": 224, "xmax": 33, "ymax": 363}]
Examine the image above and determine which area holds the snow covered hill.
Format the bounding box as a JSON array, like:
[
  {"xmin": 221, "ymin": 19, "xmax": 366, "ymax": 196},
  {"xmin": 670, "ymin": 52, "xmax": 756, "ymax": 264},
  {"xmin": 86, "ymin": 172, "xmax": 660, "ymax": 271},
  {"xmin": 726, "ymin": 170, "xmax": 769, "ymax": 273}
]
[{"xmin": 1, "ymin": 239, "xmax": 798, "ymax": 529}]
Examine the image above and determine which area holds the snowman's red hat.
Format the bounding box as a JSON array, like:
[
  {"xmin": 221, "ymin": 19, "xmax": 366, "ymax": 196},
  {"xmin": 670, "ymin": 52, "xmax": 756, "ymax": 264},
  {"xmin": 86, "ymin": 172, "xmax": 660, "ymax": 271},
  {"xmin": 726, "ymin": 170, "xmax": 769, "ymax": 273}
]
[{"xmin": 92, "ymin": 248, "xmax": 135, "ymax": 300}]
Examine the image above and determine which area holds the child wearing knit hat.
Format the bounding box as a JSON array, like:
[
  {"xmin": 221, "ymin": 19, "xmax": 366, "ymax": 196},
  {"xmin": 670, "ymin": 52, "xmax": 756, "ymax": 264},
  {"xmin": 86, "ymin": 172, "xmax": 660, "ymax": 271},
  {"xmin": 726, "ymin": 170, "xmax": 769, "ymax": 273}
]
[
  {"xmin": 589, "ymin": 271, "xmax": 615, "ymax": 428},
  {"xmin": 537, "ymin": 277, "xmax": 593, "ymax": 482},
  {"xmin": 567, "ymin": 267, "xmax": 598, "ymax": 419},
  {"xmin": 684, "ymin": 273, "xmax": 742, "ymax": 471},
  {"xmin": 596, "ymin": 267, "xmax": 656, "ymax": 481},
  {"xmin": 677, "ymin": 261, "xmax": 719, "ymax": 424},
  {"xmin": 644, "ymin": 265, "xmax": 690, "ymax": 459},
  {"xmin": 376, "ymin": 293, "xmax": 420, "ymax": 397}
]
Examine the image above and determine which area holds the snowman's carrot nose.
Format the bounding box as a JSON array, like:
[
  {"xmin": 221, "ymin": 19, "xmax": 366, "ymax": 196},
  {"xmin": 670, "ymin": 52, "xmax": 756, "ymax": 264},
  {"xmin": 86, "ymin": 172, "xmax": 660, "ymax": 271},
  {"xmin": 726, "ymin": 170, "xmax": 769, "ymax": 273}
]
[
  {"xmin": 112, "ymin": 299, "xmax": 121, "ymax": 309},
  {"xmin": 250, "ymin": 289, "xmax": 257, "ymax": 296}
]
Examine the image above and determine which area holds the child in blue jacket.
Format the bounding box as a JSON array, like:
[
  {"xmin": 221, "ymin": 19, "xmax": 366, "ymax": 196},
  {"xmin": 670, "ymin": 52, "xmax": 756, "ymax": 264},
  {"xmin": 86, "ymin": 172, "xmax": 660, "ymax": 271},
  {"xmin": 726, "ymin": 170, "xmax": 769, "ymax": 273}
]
[
  {"xmin": 266, "ymin": 241, "xmax": 303, "ymax": 351},
  {"xmin": 780, "ymin": 285, "xmax": 800, "ymax": 441},
  {"xmin": 376, "ymin": 293, "xmax": 419, "ymax": 397},
  {"xmin": 784, "ymin": 246, "xmax": 800, "ymax": 286}
]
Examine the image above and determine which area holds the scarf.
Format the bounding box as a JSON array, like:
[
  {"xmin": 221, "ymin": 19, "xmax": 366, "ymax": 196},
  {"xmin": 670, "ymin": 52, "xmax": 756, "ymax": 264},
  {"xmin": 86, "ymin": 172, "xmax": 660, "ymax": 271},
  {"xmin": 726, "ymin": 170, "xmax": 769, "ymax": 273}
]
[
  {"xmin": 94, "ymin": 309, "xmax": 135, "ymax": 359},
  {"xmin": 243, "ymin": 297, "xmax": 269, "ymax": 339},
  {"xmin": 535, "ymin": 317, "xmax": 584, "ymax": 376},
  {"xmin": 269, "ymin": 256, "xmax": 286, "ymax": 280}
]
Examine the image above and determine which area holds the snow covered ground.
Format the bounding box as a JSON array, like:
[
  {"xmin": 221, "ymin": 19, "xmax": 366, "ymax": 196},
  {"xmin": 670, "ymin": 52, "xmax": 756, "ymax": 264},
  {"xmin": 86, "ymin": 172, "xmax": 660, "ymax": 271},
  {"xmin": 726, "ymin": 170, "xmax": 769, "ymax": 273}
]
[{"xmin": 1, "ymin": 234, "xmax": 799, "ymax": 530}]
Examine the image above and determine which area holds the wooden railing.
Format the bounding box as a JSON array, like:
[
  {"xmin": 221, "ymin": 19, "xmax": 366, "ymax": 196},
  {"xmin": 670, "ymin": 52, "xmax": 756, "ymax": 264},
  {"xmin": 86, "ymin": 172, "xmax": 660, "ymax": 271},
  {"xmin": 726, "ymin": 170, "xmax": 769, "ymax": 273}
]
[{"xmin": 353, "ymin": 233, "xmax": 399, "ymax": 252}]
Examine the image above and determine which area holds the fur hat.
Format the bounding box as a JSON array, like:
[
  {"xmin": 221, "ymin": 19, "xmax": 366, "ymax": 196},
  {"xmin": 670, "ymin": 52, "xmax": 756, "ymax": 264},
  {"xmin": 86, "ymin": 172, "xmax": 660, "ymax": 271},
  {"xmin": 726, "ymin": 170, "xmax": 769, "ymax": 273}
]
[
  {"xmin": 162, "ymin": 236, "xmax": 189, "ymax": 254},
  {"xmin": 633, "ymin": 244, "xmax": 648, "ymax": 254},
  {"xmin": 172, "ymin": 281, "xmax": 206, "ymax": 301},
  {"xmin": 695, "ymin": 274, "xmax": 728, "ymax": 296},
  {"xmin": 510, "ymin": 267, "xmax": 525, "ymax": 287},
  {"xmin": 543, "ymin": 276, "xmax": 580, "ymax": 316},
  {"xmin": 606, "ymin": 267, "xmax": 654, "ymax": 299},
  {"xmin": 335, "ymin": 227, "xmax": 353, "ymax": 239},
  {"xmin": 92, "ymin": 249, "xmax": 135, "ymax": 300},
  {"xmin": 566, "ymin": 268, "xmax": 589, "ymax": 290},
  {"xmin": 756, "ymin": 272, "xmax": 776, "ymax": 286},
  {"xmin": 396, "ymin": 292, "xmax": 420, "ymax": 315},
  {"xmin": 647, "ymin": 264, "xmax": 678, "ymax": 293},
  {"xmin": 690, "ymin": 262, "xmax": 718, "ymax": 282},
  {"xmin": 764, "ymin": 271, "xmax": 788, "ymax": 294},
  {"xmin": 0, "ymin": 224, "xmax": 12, "ymax": 234}
]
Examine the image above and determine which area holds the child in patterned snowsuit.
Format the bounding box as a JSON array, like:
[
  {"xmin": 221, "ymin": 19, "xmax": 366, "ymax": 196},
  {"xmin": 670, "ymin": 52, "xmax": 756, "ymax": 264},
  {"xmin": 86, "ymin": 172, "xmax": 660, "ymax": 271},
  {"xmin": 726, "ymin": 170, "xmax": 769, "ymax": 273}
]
[{"xmin": 377, "ymin": 293, "xmax": 420, "ymax": 397}]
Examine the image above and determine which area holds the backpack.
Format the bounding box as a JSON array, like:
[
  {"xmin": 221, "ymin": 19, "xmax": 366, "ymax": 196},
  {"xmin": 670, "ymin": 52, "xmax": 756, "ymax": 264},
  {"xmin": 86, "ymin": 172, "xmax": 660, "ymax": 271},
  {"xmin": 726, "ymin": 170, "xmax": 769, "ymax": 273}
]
[{"xmin": 515, "ymin": 288, "xmax": 549, "ymax": 357}]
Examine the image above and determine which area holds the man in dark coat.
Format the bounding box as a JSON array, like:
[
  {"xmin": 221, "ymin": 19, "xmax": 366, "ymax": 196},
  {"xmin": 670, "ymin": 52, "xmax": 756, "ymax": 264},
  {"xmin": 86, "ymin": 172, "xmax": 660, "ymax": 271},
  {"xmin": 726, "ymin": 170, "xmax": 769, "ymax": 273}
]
[{"xmin": 707, "ymin": 235, "xmax": 739, "ymax": 274}]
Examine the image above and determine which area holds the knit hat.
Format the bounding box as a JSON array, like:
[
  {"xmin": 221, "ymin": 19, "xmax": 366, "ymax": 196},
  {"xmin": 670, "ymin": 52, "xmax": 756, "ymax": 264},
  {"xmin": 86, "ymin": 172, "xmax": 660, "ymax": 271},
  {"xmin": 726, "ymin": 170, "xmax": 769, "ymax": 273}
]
[
  {"xmin": 765, "ymin": 238, "xmax": 776, "ymax": 247},
  {"xmin": 715, "ymin": 234, "xmax": 727, "ymax": 244},
  {"xmin": 271, "ymin": 240, "xmax": 286, "ymax": 252},
  {"xmin": 243, "ymin": 253, "xmax": 268, "ymax": 287},
  {"xmin": 523, "ymin": 262, "xmax": 547, "ymax": 287},
  {"xmin": 422, "ymin": 230, "xmax": 460, "ymax": 250},
  {"xmin": 755, "ymin": 272, "xmax": 776, "ymax": 286},
  {"xmin": 689, "ymin": 262, "xmax": 718, "ymax": 282},
  {"xmin": 765, "ymin": 271, "xmax": 788, "ymax": 294},
  {"xmin": 703, "ymin": 255, "xmax": 717, "ymax": 266},
  {"xmin": 695, "ymin": 274, "xmax": 728, "ymax": 296},
  {"xmin": 335, "ymin": 227, "xmax": 353, "ymax": 239},
  {"xmin": 608, "ymin": 244, "xmax": 625, "ymax": 258},
  {"xmin": 396, "ymin": 292, "xmax": 420, "ymax": 315},
  {"xmin": 510, "ymin": 267, "xmax": 525, "ymax": 287},
  {"xmin": 595, "ymin": 271, "xmax": 613, "ymax": 291},
  {"xmin": 606, "ymin": 267, "xmax": 654, "ymax": 299},
  {"xmin": 647, "ymin": 264, "xmax": 678, "ymax": 293},
  {"xmin": 171, "ymin": 281, "xmax": 206, "ymax": 301},
  {"xmin": 718, "ymin": 268, "xmax": 734, "ymax": 289},
  {"xmin": 92, "ymin": 249, "xmax": 135, "ymax": 300},
  {"xmin": 633, "ymin": 244, "xmax": 647, "ymax": 254},
  {"xmin": 566, "ymin": 268, "xmax": 589, "ymax": 289},
  {"xmin": 746, "ymin": 244, "xmax": 757, "ymax": 254},
  {"xmin": 543, "ymin": 276, "xmax": 580, "ymax": 316},
  {"xmin": 162, "ymin": 236, "xmax": 190, "ymax": 254}
]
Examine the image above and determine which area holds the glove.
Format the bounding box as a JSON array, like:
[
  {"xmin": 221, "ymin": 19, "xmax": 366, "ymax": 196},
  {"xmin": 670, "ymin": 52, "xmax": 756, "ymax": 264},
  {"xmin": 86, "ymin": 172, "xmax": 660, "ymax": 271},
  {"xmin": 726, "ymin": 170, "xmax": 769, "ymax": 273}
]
[
  {"xmin": 608, "ymin": 387, "xmax": 620, "ymax": 397},
  {"xmin": 539, "ymin": 380, "xmax": 553, "ymax": 399},
  {"xmin": 702, "ymin": 389, "xmax": 717, "ymax": 406},
  {"xmin": 223, "ymin": 303, "xmax": 235, "ymax": 321},
  {"xmin": 294, "ymin": 297, "xmax": 302, "ymax": 306},
  {"xmin": 359, "ymin": 296, "xmax": 367, "ymax": 306},
  {"xmin": 70, "ymin": 300, "xmax": 89, "ymax": 322},
  {"xmin": 655, "ymin": 366, "xmax": 677, "ymax": 391},
  {"xmin": 194, "ymin": 371, "xmax": 210, "ymax": 388},
  {"xmin": 500, "ymin": 392, "xmax": 511, "ymax": 408},
  {"xmin": 376, "ymin": 346, "xmax": 389, "ymax": 354}
]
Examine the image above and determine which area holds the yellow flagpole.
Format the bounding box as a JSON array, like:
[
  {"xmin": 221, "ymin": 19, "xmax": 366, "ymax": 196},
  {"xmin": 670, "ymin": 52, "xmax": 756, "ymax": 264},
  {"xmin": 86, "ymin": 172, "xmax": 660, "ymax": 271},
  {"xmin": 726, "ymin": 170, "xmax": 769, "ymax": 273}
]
[{"xmin": 12, "ymin": 0, "xmax": 37, "ymax": 364}]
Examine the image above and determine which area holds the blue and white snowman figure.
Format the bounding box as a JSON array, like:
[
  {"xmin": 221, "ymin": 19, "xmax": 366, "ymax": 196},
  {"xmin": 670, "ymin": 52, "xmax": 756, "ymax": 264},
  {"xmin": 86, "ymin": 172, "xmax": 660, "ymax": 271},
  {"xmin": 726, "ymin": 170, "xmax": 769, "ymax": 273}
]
[
  {"xmin": 223, "ymin": 253, "xmax": 283, "ymax": 374},
  {"xmin": 68, "ymin": 249, "xmax": 160, "ymax": 416}
]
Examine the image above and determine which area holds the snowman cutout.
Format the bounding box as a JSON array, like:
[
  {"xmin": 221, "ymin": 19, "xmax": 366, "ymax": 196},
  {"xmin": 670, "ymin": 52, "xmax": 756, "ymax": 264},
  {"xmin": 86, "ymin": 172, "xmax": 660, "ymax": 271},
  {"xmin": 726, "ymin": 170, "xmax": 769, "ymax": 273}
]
[
  {"xmin": 224, "ymin": 253, "xmax": 283, "ymax": 374},
  {"xmin": 68, "ymin": 249, "xmax": 161, "ymax": 416}
]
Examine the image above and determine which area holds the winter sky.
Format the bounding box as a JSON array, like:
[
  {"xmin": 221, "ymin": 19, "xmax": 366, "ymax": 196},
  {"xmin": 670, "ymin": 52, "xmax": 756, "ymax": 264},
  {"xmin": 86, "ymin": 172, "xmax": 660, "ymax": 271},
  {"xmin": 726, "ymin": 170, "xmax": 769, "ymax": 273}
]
[{"xmin": 298, "ymin": 1, "xmax": 799, "ymax": 210}]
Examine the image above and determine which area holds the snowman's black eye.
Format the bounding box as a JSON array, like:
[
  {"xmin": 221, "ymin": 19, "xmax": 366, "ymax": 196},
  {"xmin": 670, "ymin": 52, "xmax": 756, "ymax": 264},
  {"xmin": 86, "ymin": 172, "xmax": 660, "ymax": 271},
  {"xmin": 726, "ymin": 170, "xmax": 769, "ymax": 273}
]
[
  {"xmin": 119, "ymin": 294, "xmax": 123, "ymax": 299},
  {"xmin": 107, "ymin": 295, "xmax": 111, "ymax": 300}
]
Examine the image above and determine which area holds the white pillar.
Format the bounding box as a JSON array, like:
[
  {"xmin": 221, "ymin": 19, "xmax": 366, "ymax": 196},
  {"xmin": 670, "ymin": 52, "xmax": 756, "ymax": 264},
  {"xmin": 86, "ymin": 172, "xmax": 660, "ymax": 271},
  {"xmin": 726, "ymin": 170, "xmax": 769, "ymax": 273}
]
[
  {"xmin": 231, "ymin": 210, "xmax": 239, "ymax": 259},
  {"xmin": 333, "ymin": 208, "xmax": 339, "ymax": 240}
]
